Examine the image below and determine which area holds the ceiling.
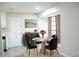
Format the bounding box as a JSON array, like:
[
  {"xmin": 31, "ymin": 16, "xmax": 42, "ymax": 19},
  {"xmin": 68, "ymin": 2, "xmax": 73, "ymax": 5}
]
[{"xmin": 0, "ymin": 2, "xmax": 60, "ymax": 14}]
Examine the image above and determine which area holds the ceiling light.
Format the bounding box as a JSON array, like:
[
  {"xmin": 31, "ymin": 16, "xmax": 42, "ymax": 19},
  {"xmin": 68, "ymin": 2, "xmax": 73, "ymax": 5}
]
[
  {"xmin": 9, "ymin": 8, "xmax": 14, "ymax": 10},
  {"xmin": 41, "ymin": 8, "xmax": 59, "ymax": 16},
  {"xmin": 36, "ymin": 7, "xmax": 40, "ymax": 10}
]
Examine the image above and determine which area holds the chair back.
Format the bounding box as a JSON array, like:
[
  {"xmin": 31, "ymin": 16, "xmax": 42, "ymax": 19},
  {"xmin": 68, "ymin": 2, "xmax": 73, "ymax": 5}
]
[
  {"xmin": 22, "ymin": 33, "xmax": 31, "ymax": 46},
  {"xmin": 49, "ymin": 38, "xmax": 58, "ymax": 50},
  {"xmin": 22, "ymin": 34, "xmax": 27, "ymax": 46},
  {"xmin": 25, "ymin": 34, "xmax": 33, "ymax": 47},
  {"xmin": 34, "ymin": 33, "xmax": 40, "ymax": 37}
]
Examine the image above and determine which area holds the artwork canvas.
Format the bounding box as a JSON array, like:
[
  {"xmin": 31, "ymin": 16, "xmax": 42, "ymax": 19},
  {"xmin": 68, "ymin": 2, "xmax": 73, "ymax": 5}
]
[{"xmin": 25, "ymin": 19, "xmax": 37, "ymax": 28}]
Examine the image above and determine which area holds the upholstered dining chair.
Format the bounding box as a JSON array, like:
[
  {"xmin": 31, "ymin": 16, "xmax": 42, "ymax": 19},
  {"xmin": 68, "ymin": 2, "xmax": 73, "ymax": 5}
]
[
  {"xmin": 45, "ymin": 35, "xmax": 59, "ymax": 56},
  {"xmin": 22, "ymin": 34, "xmax": 38, "ymax": 56},
  {"xmin": 34, "ymin": 33, "xmax": 42, "ymax": 44}
]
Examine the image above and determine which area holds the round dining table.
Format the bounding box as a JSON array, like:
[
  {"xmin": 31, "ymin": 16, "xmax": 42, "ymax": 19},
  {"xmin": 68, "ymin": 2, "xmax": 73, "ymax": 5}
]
[
  {"xmin": 39, "ymin": 38, "xmax": 48, "ymax": 54},
  {"xmin": 33, "ymin": 37, "xmax": 50, "ymax": 55}
]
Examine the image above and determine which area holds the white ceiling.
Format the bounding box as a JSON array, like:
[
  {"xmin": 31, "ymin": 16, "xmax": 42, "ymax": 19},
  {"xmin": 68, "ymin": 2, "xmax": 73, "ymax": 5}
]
[{"xmin": 0, "ymin": 2, "xmax": 60, "ymax": 14}]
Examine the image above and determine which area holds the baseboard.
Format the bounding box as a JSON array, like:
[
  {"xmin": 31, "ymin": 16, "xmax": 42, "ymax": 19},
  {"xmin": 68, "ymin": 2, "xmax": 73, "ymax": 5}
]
[
  {"xmin": 8, "ymin": 44, "xmax": 22, "ymax": 49},
  {"xmin": 60, "ymin": 52, "xmax": 70, "ymax": 57}
]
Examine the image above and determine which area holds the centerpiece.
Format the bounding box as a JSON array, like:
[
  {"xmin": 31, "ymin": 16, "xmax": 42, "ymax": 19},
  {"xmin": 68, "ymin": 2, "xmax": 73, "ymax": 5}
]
[
  {"xmin": 40, "ymin": 30, "xmax": 46, "ymax": 39},
  {"xmin": 40, "ymin": 30, "xmax": 47, "ymax": 54}
]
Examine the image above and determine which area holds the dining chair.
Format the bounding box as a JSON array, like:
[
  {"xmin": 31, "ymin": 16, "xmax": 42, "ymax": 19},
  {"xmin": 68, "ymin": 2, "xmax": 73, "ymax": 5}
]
[
  {"xmin": 45, "ymin": 35, "xmax": 59, "ymax": 56},
  {"xmin": 34, "ymin": 33, "xmax": 42, "ymax": 44},
  {"xmin": 22, "ymin": 34, "xmax": 38, "ymax": 56}
]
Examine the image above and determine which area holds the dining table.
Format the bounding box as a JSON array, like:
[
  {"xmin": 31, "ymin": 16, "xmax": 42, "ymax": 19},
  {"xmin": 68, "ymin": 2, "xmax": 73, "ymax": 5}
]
[{"xmin": 32, "ymin": 37, "xmax": 50, "ymax": 55}]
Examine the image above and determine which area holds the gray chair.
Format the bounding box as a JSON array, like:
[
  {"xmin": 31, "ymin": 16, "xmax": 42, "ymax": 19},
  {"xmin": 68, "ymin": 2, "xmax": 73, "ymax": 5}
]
[
  {"xmin": 34, "ymin": 33, "xmax": 42, "ymax": 44},
  {"xmin": 22, "ymin": 34, "xmax": 38, "ymax": 56}
]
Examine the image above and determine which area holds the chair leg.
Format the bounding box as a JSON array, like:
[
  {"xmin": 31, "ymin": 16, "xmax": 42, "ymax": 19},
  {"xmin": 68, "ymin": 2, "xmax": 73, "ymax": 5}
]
[
  {"xmin": 51, "ymin": 50, "xmax": 53, "ymax": 57},
  {"xmin": 56, "ymin": 49, "xmax": 59, "ymax": 57},
  {"xmin": 34, "ymin": 49, "xmax": 35, "ymax": 52},
  {"xmin": 36, "ymin": 48, "xmax": 38, "ymax": 55},
  {"xmin": 29, "ymin": 49, "xmax": 30, "ymax": 56},
  {"xmin": 26, "ymin": 48, "xmax": 28, "ymax": 54},
  {"xmin": 50, "ymin": 50, "xmax": 52, "ymax": 56}
]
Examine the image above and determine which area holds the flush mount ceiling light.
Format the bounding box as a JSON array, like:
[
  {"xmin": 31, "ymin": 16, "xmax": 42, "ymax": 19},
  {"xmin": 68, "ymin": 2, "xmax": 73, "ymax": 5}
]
[
  {"xmin": 9, "ymin": 8, "xmax": 14, "ymax": 10},
  {"xmin": 36, "ymin": 7, "xmax": 40, "ymax": 10},
  {"xmin": 41, "ymin": 8, "xmax": 59, "ymax": 17}
]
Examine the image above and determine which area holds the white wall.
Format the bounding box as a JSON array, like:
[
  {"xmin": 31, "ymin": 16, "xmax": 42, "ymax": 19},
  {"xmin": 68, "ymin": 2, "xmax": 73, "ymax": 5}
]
[
  {"xmin": 6, "ymin": 12, "xmax": 48, "ymax": 48},
  {"xmin": 40, "ymin": 3, "xmax": 79, "ymax": 57},
  {"xmin": 38, "ymin": 17, "xmax": 48, "ymax": 38},
  {"xmin": 6, "ymin": 12, "xmax": 38, "ymax": 48},
  {"xmin": 60, "ymin": 3, "xmax": 79, "ymax": 57},
  {"xmin": 0, "ymin": 11, "xmax": 4, "ymax": 57}
]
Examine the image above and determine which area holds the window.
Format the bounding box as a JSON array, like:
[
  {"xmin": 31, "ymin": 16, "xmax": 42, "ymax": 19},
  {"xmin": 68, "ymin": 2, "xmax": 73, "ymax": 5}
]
[
  {"xmin": 51, "ymin": 16, "xmax": 56, "ymax": 35},
  {"xmin": 51, "ymin": 15, "xmax": 61, "ymax": 43}
]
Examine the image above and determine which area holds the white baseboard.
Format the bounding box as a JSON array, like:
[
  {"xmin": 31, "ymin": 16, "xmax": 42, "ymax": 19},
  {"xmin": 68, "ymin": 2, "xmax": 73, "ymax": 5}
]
[
  {"xmin": 8, "ymin": 44, "xmax": 22, "ymax": 49},
  {"xmin": 60, "ymin": 52, "xmax": 70, "ymax": 57}
]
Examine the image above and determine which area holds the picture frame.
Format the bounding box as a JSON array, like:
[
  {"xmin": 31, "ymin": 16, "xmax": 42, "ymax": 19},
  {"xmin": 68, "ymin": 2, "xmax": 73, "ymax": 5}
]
[{"xmin": 25, "ymin": 19, "xmax": 37, "ymax": 28}]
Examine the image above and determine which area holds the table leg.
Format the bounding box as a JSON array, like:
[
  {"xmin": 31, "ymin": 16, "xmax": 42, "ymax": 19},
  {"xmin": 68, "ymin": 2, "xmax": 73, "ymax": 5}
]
[{"xmin": 40, "ymin": 41, "xmax": 48, "ymax": 55}]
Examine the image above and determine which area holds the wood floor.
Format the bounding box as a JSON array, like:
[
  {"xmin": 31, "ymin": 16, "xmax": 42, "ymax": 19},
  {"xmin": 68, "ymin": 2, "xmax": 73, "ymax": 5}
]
[{"xmin": 4, "ymin": 44, "xmax": 63, "ymax": 57}]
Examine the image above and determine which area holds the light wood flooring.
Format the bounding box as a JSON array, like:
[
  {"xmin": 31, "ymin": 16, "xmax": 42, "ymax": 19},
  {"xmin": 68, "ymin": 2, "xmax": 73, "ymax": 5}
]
[{"xmin": 4, "ymin": 44, "xmax": 64, "ymax": 57}]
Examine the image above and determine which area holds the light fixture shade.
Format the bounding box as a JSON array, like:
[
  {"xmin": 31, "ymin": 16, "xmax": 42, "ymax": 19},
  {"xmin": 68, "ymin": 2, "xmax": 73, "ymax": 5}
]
[{"xmin": 36, "ymin": 7, "xmax": 40, "ymax": 10}]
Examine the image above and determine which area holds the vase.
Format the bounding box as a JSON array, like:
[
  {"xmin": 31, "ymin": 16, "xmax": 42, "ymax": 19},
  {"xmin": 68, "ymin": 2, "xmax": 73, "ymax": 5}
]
[{"xmin": 41, "ymin": 33, "xmax": 44, "ymax": 39}]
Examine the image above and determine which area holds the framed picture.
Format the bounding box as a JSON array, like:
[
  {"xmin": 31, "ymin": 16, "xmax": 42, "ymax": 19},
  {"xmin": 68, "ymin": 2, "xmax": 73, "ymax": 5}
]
[{"xmin": 25, "ymin": 19, "xmax": 37, "ymax": 28}]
